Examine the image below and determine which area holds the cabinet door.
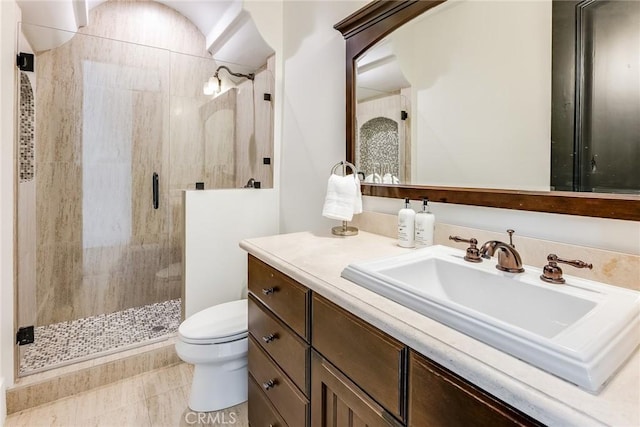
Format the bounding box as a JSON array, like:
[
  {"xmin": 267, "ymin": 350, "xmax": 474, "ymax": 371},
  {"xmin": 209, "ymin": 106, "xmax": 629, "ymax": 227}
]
[
  {"xmin": 311, "ymin": 351, "xmax": 403, "ymax": 427},
  {"xmin": 312, "ymin": 294, "xmax": 406, "ymax": 421},
  {"xmin": 408, "ymin": 351, "xmax": 543, "ymax": 427}
]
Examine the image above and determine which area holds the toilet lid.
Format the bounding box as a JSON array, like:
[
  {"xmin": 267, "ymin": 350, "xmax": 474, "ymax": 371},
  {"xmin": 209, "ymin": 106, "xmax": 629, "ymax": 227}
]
[{"xmin": 179, "ymin": 299, "xmax": 247, "ymax": 343}]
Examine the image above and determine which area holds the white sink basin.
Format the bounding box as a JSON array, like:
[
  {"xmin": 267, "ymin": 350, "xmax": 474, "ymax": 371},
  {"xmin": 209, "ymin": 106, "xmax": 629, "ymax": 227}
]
[{"xmin": 341, "ymin": 245, "xmax": 640, "ymax": 392}]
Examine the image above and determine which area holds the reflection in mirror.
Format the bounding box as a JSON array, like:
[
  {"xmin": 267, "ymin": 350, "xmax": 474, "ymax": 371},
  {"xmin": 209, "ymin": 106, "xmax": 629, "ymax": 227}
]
[
  {"xmin": 357, "ymin": 40, "xmax": 411, "ymax": 184},
  {"xmin": 552, "ymin": 0, "xmax": 640, "ymax": 194},
  {"xmin": 355, "ymin": 0, "xmax": 639, "ymax": 194},
  {"xmin": 356, "ymin": 92, "xmax": 410, "ymax": 183}
]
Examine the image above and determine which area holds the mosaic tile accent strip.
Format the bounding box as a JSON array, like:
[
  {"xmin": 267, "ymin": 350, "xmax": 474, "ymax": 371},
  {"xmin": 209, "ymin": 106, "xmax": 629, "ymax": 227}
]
[
  {"xmin": 20, "ymin": 299, "xmax": 181, "ymax": 374},
  {"xmin": 19, "ymin": 72, "xmax": 35, "ymax": 183},
  {"xmin": 359, "ymin": 116, "xmax": 399, "ymax": 178}
]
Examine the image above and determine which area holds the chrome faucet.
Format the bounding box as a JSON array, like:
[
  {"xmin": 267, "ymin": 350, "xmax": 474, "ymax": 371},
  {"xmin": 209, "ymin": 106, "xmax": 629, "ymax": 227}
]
[{"xmin": 479, "ymin": 230, "xmax": 525, "ymax": 273}]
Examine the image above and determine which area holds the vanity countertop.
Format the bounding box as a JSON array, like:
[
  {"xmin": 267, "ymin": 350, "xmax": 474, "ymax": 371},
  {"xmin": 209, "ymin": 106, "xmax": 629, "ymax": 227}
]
[{"xmin": 240, "ymin": 230, "xmax": 639, "ymax": 427}]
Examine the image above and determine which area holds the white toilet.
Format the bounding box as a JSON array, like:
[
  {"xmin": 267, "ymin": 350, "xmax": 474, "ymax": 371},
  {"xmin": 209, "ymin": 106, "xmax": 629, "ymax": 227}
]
[{"xmin": 175, "ymin": 299, "xmax": 248, "ymax": 412}]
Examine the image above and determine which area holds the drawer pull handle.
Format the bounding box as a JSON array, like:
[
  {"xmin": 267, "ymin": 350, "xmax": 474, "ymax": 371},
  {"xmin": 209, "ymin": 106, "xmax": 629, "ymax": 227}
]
[
  {"xmin": 262, "ymin": 287, "xmax": 276, "ymax": 295},
  {"xmin": 262, "ymin": 379, "xmax": 277, "ymax": 390},
  {"xmin": 262, "ymin": 333, "xmax": 278, "ymax": 343}
]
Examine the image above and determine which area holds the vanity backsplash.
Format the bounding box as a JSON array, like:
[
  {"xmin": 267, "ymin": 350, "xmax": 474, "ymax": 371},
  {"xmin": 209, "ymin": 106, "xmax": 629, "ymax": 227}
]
[{"xmin": 350, "ymin": 211, "xmax": 639, "ymax": 291}]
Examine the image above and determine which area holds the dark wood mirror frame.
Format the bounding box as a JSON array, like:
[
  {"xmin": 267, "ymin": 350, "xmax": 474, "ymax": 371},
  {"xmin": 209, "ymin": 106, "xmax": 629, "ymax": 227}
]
[{"xmin": 335, "ymin": 0, "xmax": 639, "ymax": 221}]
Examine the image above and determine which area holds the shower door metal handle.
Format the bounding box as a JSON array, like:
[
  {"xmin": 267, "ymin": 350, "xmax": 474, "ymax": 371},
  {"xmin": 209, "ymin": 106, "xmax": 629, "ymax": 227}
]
[{"xmin": 152, "ymin": 172, "xmax": 159, "ymax": 209}]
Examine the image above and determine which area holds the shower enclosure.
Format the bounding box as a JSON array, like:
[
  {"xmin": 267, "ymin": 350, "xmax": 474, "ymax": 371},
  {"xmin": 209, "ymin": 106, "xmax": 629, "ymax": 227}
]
[{"xmin": 16, "ymin": 20, "xmax": 274, "ymax": 374}]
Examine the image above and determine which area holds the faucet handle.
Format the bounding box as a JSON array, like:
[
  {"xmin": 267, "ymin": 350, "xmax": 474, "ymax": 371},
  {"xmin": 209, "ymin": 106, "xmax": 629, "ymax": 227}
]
[
  {"xmin": 448, "ymin": 236, "xmax": 482, "ymax": 263},
  {"xmin": 540, "ymin": 254, "xmax": 593, "ymax": 284},
  {"xmin": 506, "ymin": 229, "xmax": 516, "ymax": 247}
]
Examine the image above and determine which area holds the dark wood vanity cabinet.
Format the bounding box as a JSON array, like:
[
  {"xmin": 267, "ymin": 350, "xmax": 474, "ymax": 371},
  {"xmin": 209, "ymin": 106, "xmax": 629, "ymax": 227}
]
[
  {"xmin": 247, "ymin": 255, "xmax": 542, "ymax": 427},
  {"xmin": 312, "ymin": 294, "xmax": 407, "ymax": 423},
  {"xmin": 248, "ymin": 255, "xmax": 311, "ymax": 427},
  {"xmin": 408, "ymin": 351, "xmax": 543, "ymax": 427},
  {"xmin": 311, "ymin": 350, "xmax": 403, "ymax": 427}
]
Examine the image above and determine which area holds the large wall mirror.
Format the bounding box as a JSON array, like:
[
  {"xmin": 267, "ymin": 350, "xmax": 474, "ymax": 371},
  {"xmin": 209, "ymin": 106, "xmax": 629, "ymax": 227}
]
[{"xmin": 335, "ymin": 0, "xmax": 640, "ymax": 221}]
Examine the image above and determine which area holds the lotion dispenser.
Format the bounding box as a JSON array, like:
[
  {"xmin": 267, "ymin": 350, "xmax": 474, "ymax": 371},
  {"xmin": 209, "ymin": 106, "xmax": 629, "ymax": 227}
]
[
  {"xmin": 398, "ymin": 198, "xmax": 415, "ymax": 248},
  {"xmin": 415, "ymin": 198, "xmax": 435, "ymax": 248}
]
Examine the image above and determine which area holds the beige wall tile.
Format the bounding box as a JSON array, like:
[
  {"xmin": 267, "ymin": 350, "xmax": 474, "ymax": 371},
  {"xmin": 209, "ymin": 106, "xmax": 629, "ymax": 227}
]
[
  {"xmin": 30, "ymin": 1, "xmax": 207, "ymax": 324},
  {"xmin": 353, "ymin": 211, "xmax": 640, "ymax": 290}
]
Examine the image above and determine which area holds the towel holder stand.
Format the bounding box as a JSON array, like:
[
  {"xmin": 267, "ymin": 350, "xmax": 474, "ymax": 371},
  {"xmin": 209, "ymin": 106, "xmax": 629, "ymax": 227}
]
[{"xmin": 330, "ymin": 160, "xmax": 359, "ymax": 237}]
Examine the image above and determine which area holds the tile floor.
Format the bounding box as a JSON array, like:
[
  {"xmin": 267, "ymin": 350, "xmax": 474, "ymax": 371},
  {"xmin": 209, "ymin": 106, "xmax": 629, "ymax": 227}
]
[
  {"xmin": 5, "ymin": 363, "xmax": 248, "ymax": 427},
  {"xmin": 20, "ymin": 299, "xmax": 181, "ymax": 374}
]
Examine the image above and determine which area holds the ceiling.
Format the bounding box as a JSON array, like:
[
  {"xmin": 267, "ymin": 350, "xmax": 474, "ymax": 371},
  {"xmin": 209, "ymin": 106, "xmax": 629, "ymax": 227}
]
[
  {"xmin": 356, "ymin": 38, "xmax": 409, "ymax": 102},
  {"xmin": 17, "ymin": 0, "xmax": 273, "ymax": 71}
]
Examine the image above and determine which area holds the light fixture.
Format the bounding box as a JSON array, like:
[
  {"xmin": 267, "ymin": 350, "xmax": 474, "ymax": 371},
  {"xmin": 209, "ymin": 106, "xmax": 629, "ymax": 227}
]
[{"xmin": 203, "ymin": 65, "xmax": 255, "ymax": 96}]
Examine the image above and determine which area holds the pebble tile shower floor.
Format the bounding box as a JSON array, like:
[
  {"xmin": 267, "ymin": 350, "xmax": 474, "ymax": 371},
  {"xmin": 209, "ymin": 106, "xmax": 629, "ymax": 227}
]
[{"xmin": 20, "ymin": 299, "xmax": 181, "ymax": 374}]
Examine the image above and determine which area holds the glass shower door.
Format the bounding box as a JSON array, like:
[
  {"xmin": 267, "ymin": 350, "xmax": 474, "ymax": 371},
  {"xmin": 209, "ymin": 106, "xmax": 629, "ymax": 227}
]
[{"xmin": 16, "ymin": 23, "xmax": 179, "ymax": 374}]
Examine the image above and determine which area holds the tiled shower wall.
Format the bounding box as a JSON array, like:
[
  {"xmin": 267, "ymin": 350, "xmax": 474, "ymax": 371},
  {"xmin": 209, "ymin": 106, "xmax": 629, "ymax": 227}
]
[
  {"xmin": 18, "ymin": 71, "xmax": 37, "ymax": 331},
  {"xmin": 359, "ymin": 117, "xmax": 400, "ymax": 178},
  {"xmin": 19, "ymin": 73, "xmax": 34, "ymax": 182},
  {"xmin": 24, "ymin": 1, "xmax": 273, "ymax": 326},
  {"xmin": 356, "ymin": 88, "xmax": 411, "ymax": 183}
]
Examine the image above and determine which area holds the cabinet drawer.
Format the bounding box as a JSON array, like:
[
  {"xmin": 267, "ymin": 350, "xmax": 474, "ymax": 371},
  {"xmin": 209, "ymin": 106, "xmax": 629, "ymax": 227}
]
[
  {"xmin": 249, "ymin": 294, "xmax": 309, "ymax": 395},
  {"xmin": 248, "ymin": 255, "xmax": 309, "ymax": 340},
  {"xmin": 248, "ymin": 335, "xmax": 309, "ymax": 427},
  {"xmin": 312, "ymin": 294, "xmax": 406, "ymax": 422},
  {"xmin": 248, "ymin": 374, "xmax": 289, "ymax": 427},
  {"xmin": 408, "ymin": 350, "xmax": 543, "ymax": 427}
]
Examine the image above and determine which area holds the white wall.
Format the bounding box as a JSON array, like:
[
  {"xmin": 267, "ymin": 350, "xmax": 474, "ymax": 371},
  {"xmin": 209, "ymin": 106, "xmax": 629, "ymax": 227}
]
[
  {"xmin": 244, "ymin": 0, "xmax": 284, "ymax": 195},
  {"xmin": 280, "ymin": 0, "xmax": 368, "ymax": 233},
  {"xmin": 1, "ymin": 0, "xmax": 18, "ymax": 420},
  {"xmin": 183, "ymin": 189, "xmax": 279, "ymax": 317},
  {"xmin": 397, "ymin": 1, "xmax": 551, "ymax": 190},
  {"xmin": 279, "ymin": 1, "xmax": 639, "ymax": 256}
]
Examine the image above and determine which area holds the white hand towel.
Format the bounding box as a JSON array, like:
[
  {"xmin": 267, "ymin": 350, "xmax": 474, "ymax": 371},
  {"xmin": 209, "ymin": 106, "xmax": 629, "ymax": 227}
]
[
  {"xmin": 353, "ymin": 175, "xmax": 363, "ymax": 214},
  {"xmin": 382, "ymin": 173, "xmax": 393, "ymax": 184},
  {"xmin": 322, "ymin": 174, "xmax": 361, "ymax": 221},
  {"xmin": 365, "ymin": 173, "xmax": 382, "ymax": 183}
]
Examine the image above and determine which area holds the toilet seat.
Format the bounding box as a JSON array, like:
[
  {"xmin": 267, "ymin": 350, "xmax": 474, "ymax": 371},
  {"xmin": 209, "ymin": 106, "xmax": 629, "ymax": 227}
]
[{"xmin": 179, "ymin": 299, "xmax": 248, "ymax": 345}]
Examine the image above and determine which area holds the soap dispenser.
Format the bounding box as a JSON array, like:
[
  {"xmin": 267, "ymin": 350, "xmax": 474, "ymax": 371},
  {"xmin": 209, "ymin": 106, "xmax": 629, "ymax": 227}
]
[
  {"xmin": 398, "ymin": 198, "xmax": 415, "ymax": 248},
  {"xmin": 415, "ymin": 198, "xmax": 435, "ymax": 248}
]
